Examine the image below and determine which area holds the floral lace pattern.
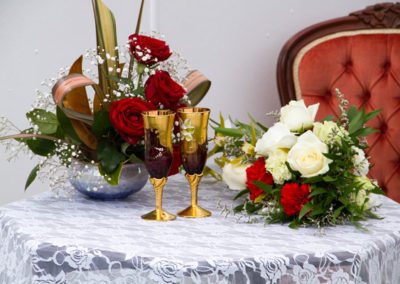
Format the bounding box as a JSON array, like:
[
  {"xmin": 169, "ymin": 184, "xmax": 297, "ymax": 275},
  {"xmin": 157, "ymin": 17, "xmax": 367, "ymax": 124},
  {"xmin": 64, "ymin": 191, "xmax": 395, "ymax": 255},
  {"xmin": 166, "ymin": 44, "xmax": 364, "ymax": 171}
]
[{"xmin": 1, "ymin": 176, "xmax": 400, "ymax": 283}]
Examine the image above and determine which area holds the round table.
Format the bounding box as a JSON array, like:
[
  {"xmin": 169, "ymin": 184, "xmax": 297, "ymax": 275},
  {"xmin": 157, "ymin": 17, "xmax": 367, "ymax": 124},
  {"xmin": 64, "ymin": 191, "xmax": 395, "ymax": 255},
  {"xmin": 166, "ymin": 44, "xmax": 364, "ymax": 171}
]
[{"xmin": 1, "ymin": 175, "xmax": 399, "ymax": 283}]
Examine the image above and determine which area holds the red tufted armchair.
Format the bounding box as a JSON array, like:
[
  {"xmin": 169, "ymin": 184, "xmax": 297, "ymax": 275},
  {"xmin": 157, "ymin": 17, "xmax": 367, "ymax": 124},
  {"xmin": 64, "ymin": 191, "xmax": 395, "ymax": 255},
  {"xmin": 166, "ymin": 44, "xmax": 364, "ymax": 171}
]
[{"xmin": 277, "ymin": 3, "xmax": 400, "ymax": 202}]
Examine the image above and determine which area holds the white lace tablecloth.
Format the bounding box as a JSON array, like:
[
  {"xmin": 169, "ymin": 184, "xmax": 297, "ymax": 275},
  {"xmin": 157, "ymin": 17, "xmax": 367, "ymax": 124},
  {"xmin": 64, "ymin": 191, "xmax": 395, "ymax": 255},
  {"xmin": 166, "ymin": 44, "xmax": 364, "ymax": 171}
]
[{"xmin": 1, "ymin": 175, "xmax": 400, "ymax": 284}]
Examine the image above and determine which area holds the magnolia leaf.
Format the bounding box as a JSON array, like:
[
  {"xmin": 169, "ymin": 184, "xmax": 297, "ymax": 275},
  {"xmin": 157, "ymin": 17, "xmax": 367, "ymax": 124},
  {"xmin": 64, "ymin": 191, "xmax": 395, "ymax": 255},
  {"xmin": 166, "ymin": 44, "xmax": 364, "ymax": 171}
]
[
  {"xmin": 26, "ymin": 109, "xmax": 59, "ymax": 135},
  {"xmin": 66, "ymin": 56, "xmax": 93, "ymax": 116},
  {"xmin": 135, "ymin": 0, "xmax": 145, "ymax": 34},
  {"xmin": 52, "ymin": 56, "xmax": 98, "ymax": 149},
  {"xmin": 25, "ymin": 164, "xmax": 40, "ymax": 191},
  {"xmin": 56, "ymin": 107, "xmax": 81, "ymax": 144},
  {"xmin": 92, "ymin": 0, "xmax": 119, "ymax": 100},
  {"xmin": 98, "ymin": 162, "xmax": 123, "ymax": 186},
  {"xmin": 97, "ymin": 140, "xmax": 125, "ymax": 174},
  {"xmin": 26, "ymin": 138, "xmax": 56, "ymax": 157},
  {"xmin": 92, "ymin": 110, "xmax": 112, "ymax": 136},
  {"xmin": 71, "ymin": 120, "xmax": 97, "ymax": 150},
  {"xmin": 183, "ymin": 70, "xmax": 211, "ymax": 106}
]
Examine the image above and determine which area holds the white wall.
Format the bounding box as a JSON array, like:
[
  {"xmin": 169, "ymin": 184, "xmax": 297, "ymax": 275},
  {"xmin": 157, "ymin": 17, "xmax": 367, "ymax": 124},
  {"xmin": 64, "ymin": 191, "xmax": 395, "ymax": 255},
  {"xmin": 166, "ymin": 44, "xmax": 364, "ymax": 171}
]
[{"xmin": 0, "ymin": 0, "xmax": 386, "ymax": 205}]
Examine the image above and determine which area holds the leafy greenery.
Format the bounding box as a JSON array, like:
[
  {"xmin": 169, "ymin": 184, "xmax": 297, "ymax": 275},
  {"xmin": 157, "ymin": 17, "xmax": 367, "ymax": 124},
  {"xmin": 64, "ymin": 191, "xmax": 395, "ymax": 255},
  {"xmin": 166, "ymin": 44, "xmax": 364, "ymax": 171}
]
[
  {"xmin": 26, "ymin": 109, "xmax": 59, "ymax": 135},
  {"xmin": 96, "ymin": 140, "xmax": 126, "ymax": 174},
  {"xmin": 25, "ymin": 165, "xmax": 40, "ymax": 191}
]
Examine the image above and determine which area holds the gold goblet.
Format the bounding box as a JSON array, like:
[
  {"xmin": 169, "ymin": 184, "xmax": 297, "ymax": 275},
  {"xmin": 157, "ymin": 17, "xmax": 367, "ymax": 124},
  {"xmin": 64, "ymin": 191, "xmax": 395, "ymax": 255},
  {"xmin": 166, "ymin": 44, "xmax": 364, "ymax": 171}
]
[
  {"xmin": 177, "ymin": 107, "xmax": 211, "ymax": 218},
  {"xmin": 141, "ymin": 110, "xmax": 176, "ymax": 221}
]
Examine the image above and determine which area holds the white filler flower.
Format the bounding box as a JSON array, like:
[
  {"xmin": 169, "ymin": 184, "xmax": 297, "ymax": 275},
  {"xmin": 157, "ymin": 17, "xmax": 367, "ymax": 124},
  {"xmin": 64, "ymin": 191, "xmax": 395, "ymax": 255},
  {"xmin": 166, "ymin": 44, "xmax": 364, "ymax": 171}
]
[{"xmin": 266, "ymin": 149, "xmax": 292, "ymax": 184}]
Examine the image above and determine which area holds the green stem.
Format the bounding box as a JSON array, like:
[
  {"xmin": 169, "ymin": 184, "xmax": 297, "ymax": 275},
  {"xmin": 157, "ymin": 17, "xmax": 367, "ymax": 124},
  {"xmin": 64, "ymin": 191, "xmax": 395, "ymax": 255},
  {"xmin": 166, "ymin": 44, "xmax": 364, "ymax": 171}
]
[{"xmin": 0, "ymin": 133, "xmax": 64, "ymax": 143}]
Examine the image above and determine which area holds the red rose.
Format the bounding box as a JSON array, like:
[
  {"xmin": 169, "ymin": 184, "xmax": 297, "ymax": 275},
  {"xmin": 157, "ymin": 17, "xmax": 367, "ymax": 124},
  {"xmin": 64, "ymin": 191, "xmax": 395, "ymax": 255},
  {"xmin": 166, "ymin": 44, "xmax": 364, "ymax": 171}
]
[
  {"xmin": 128, "ymin": 34, "xmax": 172, "ymax": 66},
  {"xmin": 246, "ymin": 158, "xmax": 274, "ymax": 201},
  {"xmin": 109, "ymin": 98, "xmax": 155, "ymax": 144},
  {"xmin": 280, "ymin": 183, "xmax": 311, "ymax": 217},
  {"xmin": 145, "ymin": 70, "xmax": 186, "ymax": 109}
]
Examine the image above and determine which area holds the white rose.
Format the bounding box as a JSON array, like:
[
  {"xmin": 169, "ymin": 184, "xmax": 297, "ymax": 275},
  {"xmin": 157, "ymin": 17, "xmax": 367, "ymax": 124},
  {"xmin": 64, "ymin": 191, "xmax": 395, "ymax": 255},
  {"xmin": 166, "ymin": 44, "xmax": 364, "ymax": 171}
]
[
  {"xmin": 352, "ymin": 146, "xmax": 369, "ymax": 177},
  {"xmin": 313, "ymin": 121, "xmax": 348, "ymax": 144},
  {"xmin": 255, "ymin": 123, "xmax": 297, "ymax": 157},
  {"xmin": 280, "ymin": 100, "xmax": 319, "ymax": 132},
  {"xmin": 287, "ymin": 131, "xmax": 332, "ymax": 178},
  {"xmin": 222, "ymin": 163, "xmax": 250, "ymax": 190},
  {"xmin": 265, "ymin": 149, "xmax": 292, "ymax": 184}
]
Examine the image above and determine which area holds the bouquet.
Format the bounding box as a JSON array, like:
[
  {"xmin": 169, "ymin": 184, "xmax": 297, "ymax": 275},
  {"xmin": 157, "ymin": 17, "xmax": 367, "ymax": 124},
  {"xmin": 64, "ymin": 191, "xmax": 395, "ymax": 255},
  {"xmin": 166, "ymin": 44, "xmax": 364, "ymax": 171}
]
[
  {"xmin": 0, "ymin": 0, "xmax": 210, "ymax": 191},
  {"xmin": 211, "ymin": 90, "xmax": 383, "ymax": 228}
]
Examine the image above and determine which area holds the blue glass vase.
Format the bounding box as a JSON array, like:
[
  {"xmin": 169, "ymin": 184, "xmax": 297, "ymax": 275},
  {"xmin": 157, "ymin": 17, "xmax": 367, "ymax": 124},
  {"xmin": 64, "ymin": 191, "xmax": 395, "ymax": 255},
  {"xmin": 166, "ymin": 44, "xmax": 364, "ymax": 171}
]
[{"xmin": 69, "ymin": 161, "xmax": 148, "ymax": 200}]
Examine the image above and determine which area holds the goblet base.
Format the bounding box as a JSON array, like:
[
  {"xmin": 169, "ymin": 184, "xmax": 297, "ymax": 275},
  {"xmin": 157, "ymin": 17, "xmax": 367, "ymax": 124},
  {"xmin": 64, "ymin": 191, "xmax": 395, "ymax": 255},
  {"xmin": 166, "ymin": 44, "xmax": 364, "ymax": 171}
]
[
  {"xmin": 178, "ymin": 205, "xmax": 212, "ymax": 218},
  {"xmin": 141, "ymin": 210, "xmax": 176, "ymax": 221}
]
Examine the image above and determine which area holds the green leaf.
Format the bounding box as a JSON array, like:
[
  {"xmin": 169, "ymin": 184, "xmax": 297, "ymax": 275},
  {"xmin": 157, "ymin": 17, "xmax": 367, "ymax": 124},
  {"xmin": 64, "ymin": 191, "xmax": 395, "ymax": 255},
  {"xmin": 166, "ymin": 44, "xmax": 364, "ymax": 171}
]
[
  {"xmin": 92, "ymin": 110, "xmax": 112, "ymax": 136},
  {"xmin": 26, "ymin": 138, "xmax": 56, "ymax": 157},
  {"xmin": 333, "ymin": 205, "xmax": 345, "ymax": 221},
  {"xmin": 347, "ymin": 106, "xmax": 358, "ymax": 121},
  {"xmin": 348, "ymin": 107, "xmax": 364, "ymax": 134},
  {"xmin": 248, "ymin": 114, "xmax": 269, "ymax": 132},
  {"xmin": 26, "ymin": 109, "xmax": 59, "ymax": 134},
  {"xmin": 234, "ymin": 188, "xmax": 250, "ymax": 200},
  {"xmin": 96, "ymin": 140, "xmax": 125, "ymax": 174},
  {"xmin": 25, "ymin": 165, "xmax": 40, "ymax": 191},
  {"xmin": 219, "ymin": 113, "xmax": 225, "ymax": 128},
  {"xmin": 214, "ymin": 127, "xmax": 243, "ymax": 138},
  {"xmin": 121, "ymin": 143, "xmax": 131, "ymax": 155},
  {"xmin": 298, "ymin": 202, "xmax": 313, "ymax": 220},
  {"xmin": 56, "ymin": 107, "xmax": 81, "ymax": 144},
  {"xmin": 352, "ymin": 127, "xmax": 378, "ymax": 137},
  {"xmin": 322, "ymin": 176, "xmax": 337, "ymax": 182},
  {"xmin": 309, "ymin": 187, "xmax": 327, "ymax": 198},
  {"xmin": 233, "ymin": 204, "xmax": 244, "ymax": 213},
  {"xmin": 322, "ymin": 115, "xmax": 334, "ymax": 122},
  {"xmin": 289, "ymin": 219, "xmax": 300, "ymax": 229},
  {"xmin": 308, "ymin": 207, "xmax": 325, "ymax": 217},
  {"xmin": 253, "ymin": 180, "xmax": 273, "ymax": 194},
  {"xmin": 250, "ymin": 122, "xmax": 257, "ymax": 146},
  {"xmin": 364, "ymin": 109, "xmax": 380, "ymax": 122},
  {"xmin": 127, "ymin": 153, "xmax": 142, "ymax": 164},
  {"xmin": 98, "ymin": 162, "xmax": 123, "ymax": 185}
]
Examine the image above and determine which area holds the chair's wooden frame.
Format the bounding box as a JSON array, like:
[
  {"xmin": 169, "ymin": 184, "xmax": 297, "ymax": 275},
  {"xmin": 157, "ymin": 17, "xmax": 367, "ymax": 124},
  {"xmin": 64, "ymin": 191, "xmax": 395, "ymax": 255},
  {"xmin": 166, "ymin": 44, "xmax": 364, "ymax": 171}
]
[{"xmin": 276, "ymin": 2, "xmax": 400, "ymax": 105}]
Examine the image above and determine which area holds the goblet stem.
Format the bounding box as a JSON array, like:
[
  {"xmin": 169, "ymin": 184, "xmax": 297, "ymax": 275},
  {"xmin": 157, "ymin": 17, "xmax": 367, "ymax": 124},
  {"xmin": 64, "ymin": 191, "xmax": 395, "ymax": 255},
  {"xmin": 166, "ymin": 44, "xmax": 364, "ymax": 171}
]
[
  {"xmin": 141, "ymin": 177, "xmax": 176, "ymax": 221},
  {"xmin": 152, "ymin": 177, "xmax": 166, "ymax": 219},
  {"xmin": 177, "ymin": 173, "xmax": 212, "ymax": 218},
  {"xmin": 187, "ymin": 173, "xmax": 201, "ymax": 207}
]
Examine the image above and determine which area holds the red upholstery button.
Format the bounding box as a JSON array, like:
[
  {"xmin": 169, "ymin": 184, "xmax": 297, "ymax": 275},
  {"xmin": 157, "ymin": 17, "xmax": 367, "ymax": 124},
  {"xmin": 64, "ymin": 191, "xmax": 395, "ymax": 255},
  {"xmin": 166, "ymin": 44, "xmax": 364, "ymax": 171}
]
[{"xmin": 380, "ymin": 123, "xmax": 388, "ymax": 134}]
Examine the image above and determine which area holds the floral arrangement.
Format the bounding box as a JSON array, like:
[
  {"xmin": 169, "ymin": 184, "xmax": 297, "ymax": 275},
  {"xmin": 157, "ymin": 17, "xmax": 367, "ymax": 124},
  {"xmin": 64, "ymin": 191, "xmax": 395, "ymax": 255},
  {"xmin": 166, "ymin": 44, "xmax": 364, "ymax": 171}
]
[
  {"xmin": 211, "ymin": 90, "xmax": 383, "ymax": 228},
  {"xmin": 0, "ymin": 0, "xmax": 210, "ymax": 191}
]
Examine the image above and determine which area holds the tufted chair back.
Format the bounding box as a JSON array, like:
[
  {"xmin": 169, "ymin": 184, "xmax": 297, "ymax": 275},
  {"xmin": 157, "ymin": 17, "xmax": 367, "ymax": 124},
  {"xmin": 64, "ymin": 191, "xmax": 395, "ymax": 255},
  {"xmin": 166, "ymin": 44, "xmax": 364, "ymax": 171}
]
[{"xmin": 277, "ymin": 3, "xmax": 400, "ymax": 202}]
